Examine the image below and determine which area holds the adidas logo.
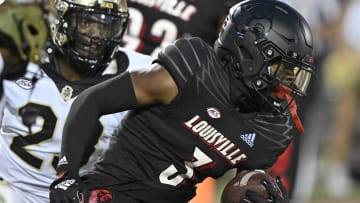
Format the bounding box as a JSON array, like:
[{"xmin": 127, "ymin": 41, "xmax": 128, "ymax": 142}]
[
  {"xmin": 240, "ymin": 133, "xmax": 256, "ymax": 147},
  {"xmin": 58, "ymin": 156, "xmax": 68, "ymax": 166}
]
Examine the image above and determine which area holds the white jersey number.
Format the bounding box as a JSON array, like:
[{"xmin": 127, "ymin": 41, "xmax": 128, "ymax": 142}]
[
  {"xmin": 9, "ymin": 102, "xmax": 105, "ymax": 171},
  {"xmin": 10, "ymin": 103, "xmax": 58, "ymax": 170},
  {"xmin": 159, "ymin": 146, "xmax": 214, "ymax": 186}
]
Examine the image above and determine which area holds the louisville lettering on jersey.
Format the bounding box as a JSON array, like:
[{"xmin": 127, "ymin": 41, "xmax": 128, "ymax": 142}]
[
  {"xmin": 183, "ymin": 115, "xmax": 247, "ymax": 165},
  {"xmin": 128, "ymin": 0, "xmax": 197, "ymax": 21}
]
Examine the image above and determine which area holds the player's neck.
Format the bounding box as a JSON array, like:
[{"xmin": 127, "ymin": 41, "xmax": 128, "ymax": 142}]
[{"xmin": 58, "ymin": 59, "xmax": 82, "ymax": 81}]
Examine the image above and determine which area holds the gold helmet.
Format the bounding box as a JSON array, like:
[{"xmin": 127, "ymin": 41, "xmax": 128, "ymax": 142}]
[
  {"xmin": 51, "ymin": 0, "xmax": 129, "ymax": 74},
  {"xmin": 0, "ymin": 1, "xmax": 48, "ymax": 64}
]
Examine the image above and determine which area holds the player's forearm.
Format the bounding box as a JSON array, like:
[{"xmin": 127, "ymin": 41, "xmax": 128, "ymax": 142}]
[{"xmin": 57, "ymin": 71, "xmax": 139, "ymax": 173}]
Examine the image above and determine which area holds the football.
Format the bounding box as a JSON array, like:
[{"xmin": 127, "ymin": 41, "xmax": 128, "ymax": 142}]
[{"xmin": 221, "ymin": 170, "xmax": 273, "ymax": 203}]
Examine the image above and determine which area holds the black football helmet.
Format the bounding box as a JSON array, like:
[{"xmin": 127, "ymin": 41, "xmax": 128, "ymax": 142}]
[
  {"xmin": 215, "ymin": 0, "xmax": 315, "ymax": 114},
  {"xmin": 51, "ymin": 0, "xmax": 128, "ymax": 75}
]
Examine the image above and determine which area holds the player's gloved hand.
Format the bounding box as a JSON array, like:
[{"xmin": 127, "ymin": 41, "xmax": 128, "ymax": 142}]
[
  {"xmin": 49, "ymin": 171, "xmax": 84, "ymax": 203},
  {"xmin": 240, "ymin": 176, "xmax": 289, "ymax": 203}
]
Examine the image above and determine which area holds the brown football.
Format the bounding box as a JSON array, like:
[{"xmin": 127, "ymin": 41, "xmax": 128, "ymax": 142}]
[{"xmin": 221, "ymin": 170, "xmax": 273, "ymax": 203}]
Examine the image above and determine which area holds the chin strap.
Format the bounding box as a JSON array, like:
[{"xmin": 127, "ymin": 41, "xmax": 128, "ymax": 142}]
[{"xmin": 274, "ymin": 85, "xmax": 304, "ymax": 133}]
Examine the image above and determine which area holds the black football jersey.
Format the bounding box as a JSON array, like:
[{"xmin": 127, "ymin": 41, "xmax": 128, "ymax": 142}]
[
  {"xmin": 122, "ymin": 0, "xmax": 232, "ymax": 56},
  {"xmin": 87, "ymin": 38, "xmax": 297, "ymax": 202}
]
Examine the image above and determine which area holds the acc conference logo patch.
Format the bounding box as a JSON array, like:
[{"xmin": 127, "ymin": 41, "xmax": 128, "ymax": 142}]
[
  {"xmin": 207, "ymin": 107, "xmax": 221, "ymax": 119},
  {"xmin": 15, "ymin": 77, "xmax": 34, "ymax": 90},
  {"xmin": 61, "ymin": 85, "xmax": 73, "ymax": 101}
]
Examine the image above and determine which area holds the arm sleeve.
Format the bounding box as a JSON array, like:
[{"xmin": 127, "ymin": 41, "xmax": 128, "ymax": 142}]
[{"xmin": 57, "ymin": 71, "xmax": 138, "ymax": 173}]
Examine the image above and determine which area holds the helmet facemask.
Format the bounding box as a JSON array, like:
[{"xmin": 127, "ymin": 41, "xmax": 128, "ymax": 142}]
[
  {"xmin": 250, "ymin": 53, "xmax": 314, "ymax": 133},
  {"xmin": 52, "ymin": 0, "xmax": 129, "ymax": 76},
  {"xmin": 268, "ymin": 55, "xmax": 314, "ymax": 96},
  {"xmin": 66, "ymin": 11, "xmax": 127, "ymax": 67}
]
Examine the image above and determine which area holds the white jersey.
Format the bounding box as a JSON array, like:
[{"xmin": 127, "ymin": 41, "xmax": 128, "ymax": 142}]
[{"xmin": 0, "ymin": 49, "xmax": 152, "ymax": 203}]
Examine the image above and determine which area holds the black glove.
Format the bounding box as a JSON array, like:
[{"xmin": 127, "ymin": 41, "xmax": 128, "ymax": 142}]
[
  {"xmin": 49, "ymin": 171, "xmax": 84, "ymax": 203},
  {"xmin": 240, "ymin": 176, "xmax": 290, "ymax": 203}
]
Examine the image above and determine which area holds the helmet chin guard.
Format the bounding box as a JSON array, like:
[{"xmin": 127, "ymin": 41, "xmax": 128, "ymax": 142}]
[{"xmin": 275, "ymin": 84, "xmax": 304, "ymax": 133}]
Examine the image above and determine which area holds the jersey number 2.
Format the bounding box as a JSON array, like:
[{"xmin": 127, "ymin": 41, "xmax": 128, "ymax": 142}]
[{"xmin": 10, "ymin": 103, "xmax": 58, "ymax": 170}]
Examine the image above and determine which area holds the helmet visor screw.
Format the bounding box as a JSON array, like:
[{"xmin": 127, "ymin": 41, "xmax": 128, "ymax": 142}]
[{"xmin": 256, "ymin": 80, "xmax": 262, "ymax": 87}]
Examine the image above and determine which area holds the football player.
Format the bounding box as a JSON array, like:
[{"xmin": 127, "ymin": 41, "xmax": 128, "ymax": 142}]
[
  {"xmin": 49, "ymin": 0, "xmax": 316, "ymax": 202},
  {"xmin": 0, "ymin": 0, "xmax": 152, "ymax": 202},
  {"xmin": 123, "ymin": 1, "xmax": 240, "ymax": 202},
  {"xmin": 0, "ymin": 2, "xmax": 49, "ymax": 202},
  {"xmin": 0, "ymin": 0, "xmax": 47, "ymax": 95},
  {"xmin": 123, "ymin": 2, "xmax": 244, "ymax": 201}
]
